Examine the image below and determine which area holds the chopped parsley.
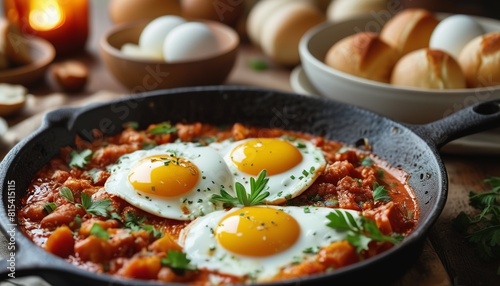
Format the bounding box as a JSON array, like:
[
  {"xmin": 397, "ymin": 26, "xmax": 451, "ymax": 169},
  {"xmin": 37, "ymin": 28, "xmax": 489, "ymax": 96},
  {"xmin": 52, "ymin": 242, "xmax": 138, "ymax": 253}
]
[
  {"xmin": 80, "ymin": 192, "xmax": 112, "ymax": 217},
  {"xmin": 60, "ymin": 187, "xmax": 111, "ymax": 217},
  {"xmin": 326, "ymin": 210, "xmax": 403, "ymax": 253},
  {"xmin": 373, "ymin": 184, "xmax": 391, "ymax": 202},
  {"xmin": 43, "ymin": 202, "xmax": 57, "ymax": 214},
  {"xmin": 148, "ymin": 121, "xmax": 177, "ymax": 135},
  {"xmin": 210, "ymin": 170, "xmax": 270, "ymax": 207},
  {"xmin": 161, "ymin": 250, "xmax": 196, "ymax": 273},
  {"xmin": 69, "ymin": 149, "xmax": 93, "ymax": 169},
  {"xmin": 90, "ymin": 223, "xmax": 109, "ymax": 240},
  {"xmin": 453, "ymin": 177, "xmax": 500, "ymax": 264},
  {"xmin": 59, "ymin": 187, "xmax": 75, "ymax": 203}
]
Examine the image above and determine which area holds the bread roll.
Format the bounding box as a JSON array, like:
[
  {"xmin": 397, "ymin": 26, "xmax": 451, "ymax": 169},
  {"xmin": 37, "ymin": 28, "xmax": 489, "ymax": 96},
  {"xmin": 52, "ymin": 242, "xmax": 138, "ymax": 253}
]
[
  {"xmin": 391, "ymin": 49, "xmax": 466, "ymax": 89},
  {"xmin": 0, "ymin": 19, "xmax": 32, "ymax": 66},
  {"xmin": 327, "ymin": 0, "xmax": 388, "ymax": 22},
  {"xmin": 325, "ymin": 32, "xmax": 399, "ymax": 83},
  {"xmin": 380, "ymin": 8, "xmax": 439, "ymax": 55},
  {"xmin": 458, "ymin": 32, "xmax": 500, "ymax": 88},
  {"xmin": 260, "ymin": 1, "xmax": 325, "ymax": 66}
]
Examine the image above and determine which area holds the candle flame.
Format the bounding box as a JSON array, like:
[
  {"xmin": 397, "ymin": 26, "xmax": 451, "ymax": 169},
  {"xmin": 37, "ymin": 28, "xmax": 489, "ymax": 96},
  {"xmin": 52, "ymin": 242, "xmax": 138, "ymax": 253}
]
[{"xmin": 28, "ymin": 0, "xmax": 64, "ymax": 31}]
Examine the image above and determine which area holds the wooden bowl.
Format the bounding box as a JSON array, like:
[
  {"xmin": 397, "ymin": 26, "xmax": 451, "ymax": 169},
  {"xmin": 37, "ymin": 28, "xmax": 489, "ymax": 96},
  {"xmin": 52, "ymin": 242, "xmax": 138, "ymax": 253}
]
[
  {"xmin": 99, "ymin": 20, "xmax": 239, "ymax": 91},
  {"xmin": 0, "ymin": 37, "xmax": 55, "ymax": 86}
]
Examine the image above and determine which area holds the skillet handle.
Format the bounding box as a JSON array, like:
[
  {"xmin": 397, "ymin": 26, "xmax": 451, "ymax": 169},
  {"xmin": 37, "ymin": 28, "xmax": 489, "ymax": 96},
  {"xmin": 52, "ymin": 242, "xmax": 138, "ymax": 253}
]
[{"xmin": 410, "ymin": 99, "xmax": 500, "ymax": 149}]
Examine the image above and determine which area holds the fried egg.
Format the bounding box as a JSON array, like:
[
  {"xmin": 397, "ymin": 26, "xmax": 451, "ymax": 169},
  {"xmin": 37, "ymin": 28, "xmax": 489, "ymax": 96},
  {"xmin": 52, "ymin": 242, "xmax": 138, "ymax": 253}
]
[
  {"xmin": 210, "ymin": 138, "xmax": 326, "ymax": 204},
  {"xmin": 178, "ymin": 205, "xmax": 360, "ymax": 281},
  {"xmin": 104, "ymin": 142, "xmax": 234, "ymax": 220}
]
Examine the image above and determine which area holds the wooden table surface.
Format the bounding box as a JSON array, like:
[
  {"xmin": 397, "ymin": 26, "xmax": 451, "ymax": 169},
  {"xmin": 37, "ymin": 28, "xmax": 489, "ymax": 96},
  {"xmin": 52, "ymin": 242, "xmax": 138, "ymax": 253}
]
[{"xmin": 1, "ymin": 1, "xmax": 500, "ymax": 285}]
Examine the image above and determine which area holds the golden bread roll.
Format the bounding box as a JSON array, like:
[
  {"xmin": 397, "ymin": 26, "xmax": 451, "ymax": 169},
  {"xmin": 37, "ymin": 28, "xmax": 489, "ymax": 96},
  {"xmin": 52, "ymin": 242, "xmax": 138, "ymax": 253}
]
[
  {"xmin": 327, "ymin": 0, "xmax": 389, "ymax": 22},
  {"xmin": 380, "ymin": 8, "xmax": 439, "ymax": 55},
  {"xmin": 325, "ymin": 32, "xmax": 399, "ymax": 83},
  {"xmin": 458, "ymin": 32, "xmax": 500, "ymax": 88},
  {"xmin": 260, "ymin": 1, "xmax": 325, "ymax": 66},
  {"xmin": 0, "ymin": 19, "xmax": 32, "ymax": 66},
  {"xmin": 391, "ymin": 49, "xmax": 466, "ymax": 89}
]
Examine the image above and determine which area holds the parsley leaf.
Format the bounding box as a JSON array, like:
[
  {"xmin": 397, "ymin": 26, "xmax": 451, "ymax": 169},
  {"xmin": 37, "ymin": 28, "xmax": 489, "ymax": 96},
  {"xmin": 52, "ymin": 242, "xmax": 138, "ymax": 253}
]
[
  {"xmin": 326, "ymin": 209, "xmax": 403, "ymax": 252},
  {"xmin": 117, "ymin": 212, "xmax": 163, "ymax": 239},
  {"xmin": 210, "ymin": 170, "xmax": 270, "ymax": 207},
  {"xmin": 79, "ymin": 192, "xmax": 111, "ymax": 217},
  {"xmin": 161, "ymin": 250, "xmax": 195, "ymax": 273},
  {"xmin": 69, "ymin": 149, "xmax": 93, "ymax": 168},
  {"xmin": 43, "ymin": 202, "xmax": 57, "ymax": 214},
  {"xmin": 59, "ymin": 187, "xmax": 75, "ymax": 203},
  {"xmin": 148, "ymin": 122, "xmax": 177, "ymax": 135},
  {"xmin": 90, "ymin": 223, "xmax": 109, "ymax": 240},
  {"xmin": 373, "ymin": 184, "xmax": 391, "ymax": 202},
  {"xmin": 453, "ymin": 177, "xmax": 500, "ymax": 262}
]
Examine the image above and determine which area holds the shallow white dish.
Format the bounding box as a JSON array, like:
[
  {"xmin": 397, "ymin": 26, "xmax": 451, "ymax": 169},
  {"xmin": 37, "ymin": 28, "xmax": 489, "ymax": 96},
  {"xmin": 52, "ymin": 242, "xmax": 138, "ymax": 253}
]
[
  {"xmin": 290, "ymin": 65, "xmax": 500, "ymax": 154},
  {"xmin": 299, "ymin": 14, "xmax": 500, "ymax": 124}
]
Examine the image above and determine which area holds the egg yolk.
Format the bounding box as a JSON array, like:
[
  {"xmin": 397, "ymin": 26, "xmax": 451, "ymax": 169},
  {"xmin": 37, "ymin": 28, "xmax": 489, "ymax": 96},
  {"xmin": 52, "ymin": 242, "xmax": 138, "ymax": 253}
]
[
  {"xmin": 128, "ymin": 155, "xmax": 199, "ymax": 197},
  {"xmin": 215, "ymin": 207, "xmax": 301, "ymax": 257},
  {"xmin": 230, "ymin": 138, "xmax": 303, "ymax": 176}
]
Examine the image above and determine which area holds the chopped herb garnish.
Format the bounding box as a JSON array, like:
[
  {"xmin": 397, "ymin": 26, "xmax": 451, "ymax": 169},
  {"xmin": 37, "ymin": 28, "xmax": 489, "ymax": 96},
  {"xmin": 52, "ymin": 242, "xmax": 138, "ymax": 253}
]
[
  {"xmin": 43, "ymin": 202, "xmax": 57, "ymax": 214},
  {"xmin": 148, "ymin": 121, "xmax": 177, "ymax": 135},
  {"xmin": 123, "ymin": 121, "xmax": 139, "ymax": 130},
  {"xmin": 326, "ymin": 210, "xmax": 402, "ymax": 253},
  {"xmin": 79, "ymin": 192, "xmax": 112, "ymax": 217},
  {"xmin": 161, "ymin": 250, "xmax": 196, "ymax": 273},
  {"xmin": 248, "ymin": 58, "xmax": 269, "ymax": 71},
  {"xmin": 453, "ymin": 177, "xmax": 500, "ymax": 263},
  {"xmin": 90, "ymin": 223, "xmax": 109, "ymax": 240},
  {"xmin": 303, "ymin": 246, "xmax": 320, "ymax": 254},
  {"xmin": 373, "ymin": 184, "xmax": 391, "ymax": 202},
  {"xmin": 59, "ymin": 186, "xmax": 75, "ymax": 203},
  {"xmin": 360, "ymin": 157, "xmax": 373, "ymax": 166},
  {"xmin": 304, "ymin": 206, "xmax": 311, "ymax": 213},
  {"xmin": 69, "ymin": 149, "xmax": 93, "ymax": 169},
  {"xmin": 210, "ymin": 170, "xmax": 270, "ymax": 207}
]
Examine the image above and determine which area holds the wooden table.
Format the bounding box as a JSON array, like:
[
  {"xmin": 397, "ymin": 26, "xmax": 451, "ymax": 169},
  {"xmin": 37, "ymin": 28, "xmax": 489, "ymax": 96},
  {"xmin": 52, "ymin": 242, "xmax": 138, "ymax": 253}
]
[{"xmin": 1, "ymin": 1, "xmax": 499, "ymax": 285}]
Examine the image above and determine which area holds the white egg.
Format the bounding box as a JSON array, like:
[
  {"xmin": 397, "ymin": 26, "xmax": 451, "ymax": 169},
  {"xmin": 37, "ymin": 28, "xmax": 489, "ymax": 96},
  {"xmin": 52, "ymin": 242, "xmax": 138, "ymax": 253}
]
[
  {"xmin": 430, "ymin": 15, "xmax": 485, "ymax": 59},
  {"xmin": 163, "ymin": 22, "xmax": 221, "ymax": 62},
  {"xmin": 138, "ymin": 15, "xmax": 186, "ymax": 59},
  {"xmin": 210, "ymin": 138, "xmax": 326, "ymax": 204},
  {"xmin": 121, "ymin": 43, "xmax": 163, "ymax": 60},
  {"xmin": 104, "ymin": 142, "xmax": 234, "ymax": 220},
  {"xmin": 178, "ymin": 205, "xmax": 360, "ymax": 281}
]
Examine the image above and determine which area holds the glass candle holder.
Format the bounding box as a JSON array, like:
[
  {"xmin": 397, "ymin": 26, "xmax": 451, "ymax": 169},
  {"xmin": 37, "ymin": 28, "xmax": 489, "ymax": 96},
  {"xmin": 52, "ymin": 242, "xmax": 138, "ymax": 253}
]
[{"xmin": 3, "ymin": 0, "xmax": 89, "ymax": 56}]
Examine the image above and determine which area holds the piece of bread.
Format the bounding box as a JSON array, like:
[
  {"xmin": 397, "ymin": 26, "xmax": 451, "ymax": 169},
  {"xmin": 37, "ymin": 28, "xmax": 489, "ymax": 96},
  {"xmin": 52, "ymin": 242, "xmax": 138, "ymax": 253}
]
[
  {"xmin": 0, "ymin": 83, "xmax": 27, "ymax": 117},
  {"xmin": 380, "ymin": 8, "xmax": 439, "ymax": 56},
  {"xmin": 458, "ymin": 32, "xmax": 500, "ymax": 88},
  {"xmin": 259, "ymin": 1, "xmax": 325, "ymax": 66},
  {"xmin": 325, "ymin": 32, "xmax": 399, "ymax": 83},
  {"xmin": 0, "ymin": 19, "xmax": 32, "ymax": 66},
  {"xmin": 327, "ymin": 0, "xmax": 389, "ymax": 22},
  {"xmin": 391, "ymin": 48, "xmax": 466, "ymax": 89}
]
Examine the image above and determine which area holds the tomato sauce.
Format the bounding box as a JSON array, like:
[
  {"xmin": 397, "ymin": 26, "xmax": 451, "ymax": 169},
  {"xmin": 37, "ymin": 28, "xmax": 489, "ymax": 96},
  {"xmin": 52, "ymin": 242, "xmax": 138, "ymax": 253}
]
[{"xmin": 18, "ymin": 122, "xmax": 419, "ymax": 284}]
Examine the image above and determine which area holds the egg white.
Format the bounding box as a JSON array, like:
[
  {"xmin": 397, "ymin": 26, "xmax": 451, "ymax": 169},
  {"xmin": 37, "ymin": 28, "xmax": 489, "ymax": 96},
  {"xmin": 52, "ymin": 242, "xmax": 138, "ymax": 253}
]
[
  {"xmin": 104, "ymin": 142, "xmax": 234, "ymax": 220},
  {"xmin": 178, "ymin": 206, "xmax": 360, "ymax": 282},
  {"xmin": 210, "ymin": 138, "xmax": 326, "ymax": 204}
]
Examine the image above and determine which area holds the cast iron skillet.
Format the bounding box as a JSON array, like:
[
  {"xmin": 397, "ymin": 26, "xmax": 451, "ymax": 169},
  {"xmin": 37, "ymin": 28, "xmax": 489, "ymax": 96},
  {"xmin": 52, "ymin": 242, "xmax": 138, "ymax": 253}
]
[{"xmin": 1, "ymin": 86, "xmax": 500, "ymax": 285}]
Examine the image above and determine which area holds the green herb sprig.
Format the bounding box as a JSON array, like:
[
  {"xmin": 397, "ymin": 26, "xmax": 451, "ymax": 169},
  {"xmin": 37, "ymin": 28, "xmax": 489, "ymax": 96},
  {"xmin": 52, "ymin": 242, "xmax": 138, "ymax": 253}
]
[
  {"xmin": 210, "ymin": 170, "xmax": 270, "ymax": 207},
  {"xmin": 59, "ymin": 187, "xmax": 112, "ymax": 217},
  {"xmin": 161, "ymin": 250, "xmax": 196, "ymax": 273},
  {"xmin": 326, "ymin": 209, "xmax": 403, "ymax": 253},
  {"xmin": 148, "ymin": 122, "xmax": 177, "ymax": 135},
  {"xmin": 453, "ymin": 177, "xmax": 500, "ymax": 263},
  {"xmin": 373, "ymin": 184, "xmax": 391, "ymax": 202},
  {"xmin": 69, "ymin": 149, "xmax": 93, "ymax": 169}
]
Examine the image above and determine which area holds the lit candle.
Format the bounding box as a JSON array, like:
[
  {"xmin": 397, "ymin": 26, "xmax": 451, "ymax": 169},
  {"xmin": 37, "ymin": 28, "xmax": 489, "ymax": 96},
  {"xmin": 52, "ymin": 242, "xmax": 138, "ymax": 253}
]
[{"xmin": 3, "ymin": 0, "xmax": 89, "ymax": 56}]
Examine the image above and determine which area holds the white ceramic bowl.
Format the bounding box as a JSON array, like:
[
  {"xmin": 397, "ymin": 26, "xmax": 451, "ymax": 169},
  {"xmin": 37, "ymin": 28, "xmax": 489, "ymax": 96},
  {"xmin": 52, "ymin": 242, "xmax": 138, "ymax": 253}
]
[{"xmin": 299, "ymin": 14, "xmax": 500, "ymax": 124}]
